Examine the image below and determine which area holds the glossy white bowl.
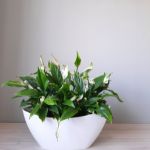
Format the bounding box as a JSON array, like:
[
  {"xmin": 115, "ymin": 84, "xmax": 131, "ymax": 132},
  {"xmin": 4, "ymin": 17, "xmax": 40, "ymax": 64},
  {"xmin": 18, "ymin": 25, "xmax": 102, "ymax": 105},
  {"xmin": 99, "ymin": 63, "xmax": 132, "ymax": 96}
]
[{"xmin": 23, "ymin": 110, "xmax": 106, "ymax": 150}]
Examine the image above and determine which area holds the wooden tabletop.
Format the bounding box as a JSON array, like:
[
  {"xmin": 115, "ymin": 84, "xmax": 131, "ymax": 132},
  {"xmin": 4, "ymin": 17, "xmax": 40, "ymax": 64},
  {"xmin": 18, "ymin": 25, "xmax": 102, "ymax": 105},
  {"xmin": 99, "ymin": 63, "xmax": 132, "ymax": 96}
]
[{"xmin": 0, "ymin": 123, "xmax": 150, "ymax": 150}]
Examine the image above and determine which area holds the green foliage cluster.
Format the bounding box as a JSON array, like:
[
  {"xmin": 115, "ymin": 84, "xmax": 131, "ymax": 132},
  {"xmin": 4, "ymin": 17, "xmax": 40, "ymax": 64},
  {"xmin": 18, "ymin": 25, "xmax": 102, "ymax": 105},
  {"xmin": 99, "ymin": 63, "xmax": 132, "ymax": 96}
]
[{"xmin": 2, "ymin": 53, "xmax": 122, "ymax": 123}]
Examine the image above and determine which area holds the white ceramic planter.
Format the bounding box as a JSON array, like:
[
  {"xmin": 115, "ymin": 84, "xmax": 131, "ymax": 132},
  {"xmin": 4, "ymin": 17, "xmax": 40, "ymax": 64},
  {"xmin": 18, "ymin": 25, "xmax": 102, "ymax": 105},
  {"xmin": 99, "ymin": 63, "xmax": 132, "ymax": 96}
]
[{"xmin": 23, "ymin": 110, "xmax": 106, "ymax": 150}]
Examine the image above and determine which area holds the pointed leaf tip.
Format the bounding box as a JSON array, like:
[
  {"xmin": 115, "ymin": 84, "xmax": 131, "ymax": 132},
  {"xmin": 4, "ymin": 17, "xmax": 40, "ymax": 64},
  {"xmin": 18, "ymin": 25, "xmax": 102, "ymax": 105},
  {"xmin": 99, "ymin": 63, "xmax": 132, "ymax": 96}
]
[{"xmin": 74, "ymin": 52, "xmax": 81, "ymax": 69}]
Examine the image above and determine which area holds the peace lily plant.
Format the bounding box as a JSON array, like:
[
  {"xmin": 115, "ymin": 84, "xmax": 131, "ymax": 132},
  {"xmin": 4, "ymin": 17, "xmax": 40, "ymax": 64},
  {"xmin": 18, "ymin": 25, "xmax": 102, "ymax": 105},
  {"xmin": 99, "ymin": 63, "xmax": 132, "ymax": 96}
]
[{"xmin": 2, "ymin": 52, "xmax": 122, "ymax": 149}]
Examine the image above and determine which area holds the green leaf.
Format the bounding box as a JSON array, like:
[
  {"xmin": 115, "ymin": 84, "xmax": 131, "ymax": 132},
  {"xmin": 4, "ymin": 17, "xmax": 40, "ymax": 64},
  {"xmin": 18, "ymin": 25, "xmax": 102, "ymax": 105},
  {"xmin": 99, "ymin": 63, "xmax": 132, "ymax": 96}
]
[
  {"xmin": 93, "ymin": 74, "xmax": 106, "ymax": 90},
  {"xmin": 60, "ymin": 108, "xmax": 79, "ymax": 121},
  {"xmin": 15, "ymin": 89, "xmax": 39, "ymax": 98},
  {"xmin": 38, "ymin": 107, "xmax": 48, "ymax": 122},
  {"xmin": 106, "ymin": 89, "xmax": 123, "ymax": 102},
  {"xmin": 89, "ymin": 97, "xmax": 100, "ymax": 102},
  {"xmin": 44, "ymin": 80, "xmax": 49, "ymax": 90},
  {"xmin": 36, "ymin": 68, "xmax": 49, "ymax": 91},
  {"xmin": 99, "ymin": 92, "xmax": 122, "ymax": 101},
  {"xmin": 63, "ymin": 99, "xmax": 75, "ymax": 108},
  {"xmin": 100, "ymin": 93, "xmax": 115, "ymax": 99},
  {"xmin": 49, "ymin": 106, "xmax": 59, "ymax": 115},
  {"xmin": 20, "ymin": 99, "xmax": 31, "ymax": 108},
  {"xmin": 96, "ymin": 104, "xmax": 112, "ymax": 123},
  {"xmin": 48, "ymin": 83, "xmax": 59, "ymax": 92},
  {"xmin": 36, "ymin": 68, "xmax": 43, "ymax": 89},
  {"xmin": 30, "ymin": 103, "xmax": 41, "ymax": 118},
  {"xmin": 48, "ymin": 62, "xmax": 63, "ymax": 85},
  {"xmin": 44, "ymin": 96, "xmax": 58, "ymax": 105},
  {"xmin": 74, "ymin": 52, "xmax": 81, "ymax": 69},
  {"xmin": 85, "ymin": 97, "xmax": 100, "ymax": 106},
  {"xmin": 58, "ymin": 83, "xmax": 70, "ymax": 93},
  {"xmin": 73, "ymin": 72, "xmax": 84, "ymax": 94},
  {"xmin": 20, "ymin": 76, "xmax": 38, "ymax": 89},
  {"xmin": 1, "ymin": 80, "xmax": 25, "ymax": 87}
]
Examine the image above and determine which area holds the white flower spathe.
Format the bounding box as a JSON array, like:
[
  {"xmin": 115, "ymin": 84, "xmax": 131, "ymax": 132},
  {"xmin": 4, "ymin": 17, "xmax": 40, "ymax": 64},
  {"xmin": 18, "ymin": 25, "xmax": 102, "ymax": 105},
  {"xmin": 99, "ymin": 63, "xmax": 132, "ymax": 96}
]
[
  {"xmin": 61, "ymin": 65, "xmax": 69, "ymax": 79},
  {"xmin": 89, "ymin": 79, "xmax": 95, "ymax": 85},
  {"xmin": 83, "ymin": 62, "xmax": 93, "ymax": 73},
  {"xmin": 83, "ymin": 80, "xmax": 89, "ymax": 93},
  {"xmin": 40, "ymin": 96, "xmax": 45, "ymax": 103},
  {"xmin": 103, "ymin": 73, "xmax": 110, "ymax": 84},
  {"xmin": 24, "ymin": 80, "xmax": 33, "ymax": 89},
  {"xmin": 40, "ymin": 66, "xmax": 45, "ymax": 71}
]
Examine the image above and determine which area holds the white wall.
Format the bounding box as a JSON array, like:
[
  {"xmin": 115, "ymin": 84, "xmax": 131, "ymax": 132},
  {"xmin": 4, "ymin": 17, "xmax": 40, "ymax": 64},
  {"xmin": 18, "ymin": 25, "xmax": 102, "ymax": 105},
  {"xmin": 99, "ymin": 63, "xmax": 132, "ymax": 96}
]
[{"xmin": 0, "ymin": 0, "xmax": 150, "ymax": 123}]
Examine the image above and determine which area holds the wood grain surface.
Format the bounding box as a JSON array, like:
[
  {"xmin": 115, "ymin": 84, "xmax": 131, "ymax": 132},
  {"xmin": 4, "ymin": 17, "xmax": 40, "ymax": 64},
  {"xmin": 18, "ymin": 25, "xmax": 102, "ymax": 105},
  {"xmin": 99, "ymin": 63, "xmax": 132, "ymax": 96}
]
[{"xmin": 0, "ymin": 123, "xmax": 150, "ymax": 150}]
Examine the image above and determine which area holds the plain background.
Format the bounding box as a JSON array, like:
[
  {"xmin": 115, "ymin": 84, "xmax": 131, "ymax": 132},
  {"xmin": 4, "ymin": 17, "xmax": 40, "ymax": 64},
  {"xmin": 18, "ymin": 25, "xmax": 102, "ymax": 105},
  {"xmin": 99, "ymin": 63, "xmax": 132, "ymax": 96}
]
[{"xmin": 0, "ymin": 0, "xmax": 150, "ymax": 123}]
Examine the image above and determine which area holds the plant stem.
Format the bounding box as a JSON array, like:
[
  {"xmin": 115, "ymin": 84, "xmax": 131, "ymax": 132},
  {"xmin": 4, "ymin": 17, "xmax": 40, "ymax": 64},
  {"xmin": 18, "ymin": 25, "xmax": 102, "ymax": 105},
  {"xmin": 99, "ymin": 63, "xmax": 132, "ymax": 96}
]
[{"xmin": 55, "ymin": 120, "xmax": 60, "ymax": 142}]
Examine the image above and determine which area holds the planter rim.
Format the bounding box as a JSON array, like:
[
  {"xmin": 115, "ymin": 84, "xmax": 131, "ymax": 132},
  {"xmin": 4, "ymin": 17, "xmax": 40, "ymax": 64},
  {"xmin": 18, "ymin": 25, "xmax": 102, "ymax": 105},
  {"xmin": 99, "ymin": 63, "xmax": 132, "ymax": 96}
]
[{"xmin": 22, "ymin": 109, "xmax": 104, "ymax": 121}]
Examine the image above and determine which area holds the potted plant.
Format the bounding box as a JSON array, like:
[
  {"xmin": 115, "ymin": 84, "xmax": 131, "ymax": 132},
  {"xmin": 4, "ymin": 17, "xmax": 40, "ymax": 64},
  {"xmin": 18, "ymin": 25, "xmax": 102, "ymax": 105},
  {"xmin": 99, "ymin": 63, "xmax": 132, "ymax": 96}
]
[{"xmin": 2, "ymin": 52, "xmax": 122, "ymax": 150}]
